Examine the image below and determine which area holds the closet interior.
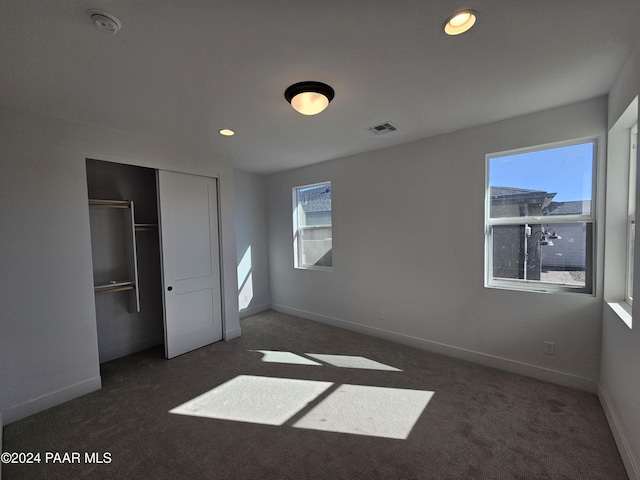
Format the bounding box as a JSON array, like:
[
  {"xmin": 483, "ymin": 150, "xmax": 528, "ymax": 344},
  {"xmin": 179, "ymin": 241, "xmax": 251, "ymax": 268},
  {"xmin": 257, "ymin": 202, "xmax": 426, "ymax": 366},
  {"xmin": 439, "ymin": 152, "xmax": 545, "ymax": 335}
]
[{"xmin": 86, "ymin": 159, "xmax": 164, "ymax": 363}]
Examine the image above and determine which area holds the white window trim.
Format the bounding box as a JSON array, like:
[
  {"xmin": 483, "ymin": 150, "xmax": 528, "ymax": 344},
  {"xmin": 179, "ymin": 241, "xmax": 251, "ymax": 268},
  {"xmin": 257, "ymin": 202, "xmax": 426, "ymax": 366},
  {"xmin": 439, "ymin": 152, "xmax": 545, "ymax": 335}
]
[
  {"xmin": 625, "ymin": 123, "xmax": 637, "ymax": 306},
  {"xmin": 292, "ymin": 181, "xmax": 333, "ymax": 272},
  {"xmin": 484, "ymin": 137, "xmax": 598, "ymax": 295},
  {"xmin": 604, "ymin": 98, "xmax": 638, "ymax": 328},
  {"xmin": 625, "ymin": 215, "xmax": 635, "ymax": 305}
]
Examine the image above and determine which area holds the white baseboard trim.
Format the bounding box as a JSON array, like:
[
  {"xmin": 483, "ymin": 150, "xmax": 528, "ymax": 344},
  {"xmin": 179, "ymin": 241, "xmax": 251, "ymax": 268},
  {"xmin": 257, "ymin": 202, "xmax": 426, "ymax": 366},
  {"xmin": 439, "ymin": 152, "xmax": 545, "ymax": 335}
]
[
  {"xmin": 98, "ymin": 336, "xmax": 164, "ymax": 364},
  {"xmin": 2, "ymin": 376, "xmax": 102, "ymax": 426},
  {"xmin": 224, "ymin": 327, "xmax": 242, "ymax": 341},
  {"xmin": 598, "ymin": 383, "xmax": 640, "ymax": 480},
  {"xmin": 239, "ymin": 303, "xmax": 270, "ymax": 319},
  {"xmin": 271, "ymin": 304, "xmax": 597, "ymax": 393}
]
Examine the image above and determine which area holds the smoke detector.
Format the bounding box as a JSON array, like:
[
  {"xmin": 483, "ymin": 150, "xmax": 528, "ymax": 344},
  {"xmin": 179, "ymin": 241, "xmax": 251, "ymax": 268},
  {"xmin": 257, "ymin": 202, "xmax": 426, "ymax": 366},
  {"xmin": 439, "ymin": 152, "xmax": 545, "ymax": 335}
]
[{"xmin": 88, "ymin": 9, "xmax": 121, "ymax": 35}]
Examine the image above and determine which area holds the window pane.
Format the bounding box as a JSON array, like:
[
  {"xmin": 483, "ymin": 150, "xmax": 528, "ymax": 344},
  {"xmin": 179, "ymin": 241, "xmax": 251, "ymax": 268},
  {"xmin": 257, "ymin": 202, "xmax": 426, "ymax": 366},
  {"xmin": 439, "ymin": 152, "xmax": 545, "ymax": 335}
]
[
  {"xmin": 489, "ymin": 142, "xmax": 594, "ymax": 218},
  {"xmin": 298, "ymin": 227, "xmax": 332, "ymax": 267},
  {"xmin": 492, "ymin": 223, "xmax": 589, "ymax": 288},
  {"xmin": 297, "ymin": 184, "xmax": 331, "ymax": 227},
  {"xmin": 294, "ymin": 182, "xmax": 332, "ymax": 269}
]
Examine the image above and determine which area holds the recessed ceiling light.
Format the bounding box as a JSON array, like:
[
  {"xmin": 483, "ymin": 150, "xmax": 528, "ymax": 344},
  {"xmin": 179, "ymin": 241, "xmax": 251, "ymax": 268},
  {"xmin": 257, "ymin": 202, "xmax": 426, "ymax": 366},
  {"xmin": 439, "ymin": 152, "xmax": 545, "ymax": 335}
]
[
  {"xmin": 443, "ymin": 10, "xmax": 478, "ymax": 35},
  {"xmin": 284, "ymin": 81, "xmax": 335, "ymax": 116},
  {"xmin": 219, "ymin": 129, "xmax": 235, "ymax": 136}
]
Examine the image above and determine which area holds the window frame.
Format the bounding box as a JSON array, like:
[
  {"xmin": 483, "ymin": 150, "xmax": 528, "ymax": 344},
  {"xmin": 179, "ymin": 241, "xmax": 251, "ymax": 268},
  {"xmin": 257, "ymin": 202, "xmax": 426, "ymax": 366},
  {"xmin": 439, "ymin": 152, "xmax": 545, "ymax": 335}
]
[
  {"xmin": 292, "ymin": 181, "xmax": 333, "ymax": 271},
  {"xmin": 484, "ymin": 137, "xmax": 598, "ymax": 295},
  {"xmin": 625, "ymin": 123, "xmax": 637, "ymax": 305}
]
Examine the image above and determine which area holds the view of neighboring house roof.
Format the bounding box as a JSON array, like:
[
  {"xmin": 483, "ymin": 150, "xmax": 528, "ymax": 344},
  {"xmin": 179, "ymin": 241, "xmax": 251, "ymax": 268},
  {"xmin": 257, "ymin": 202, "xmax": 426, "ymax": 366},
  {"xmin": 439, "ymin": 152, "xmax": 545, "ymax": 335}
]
[
  {"xmin": 490, "ymin": 186, "xmax": 557, "ymax": 199},
  {"xmin": 548, "ymin": 200, "xmax": 591, "ymax": 216},
  {"xmin": 490, "ymin": 186, "xmax": 590, "ymax": 216},
  {"xmin": 490, "ymin": 186, "xmax": 557, "ymax": 214},
  {"xmin": 491, "ymin": 186, "xmax": 548, "ymax": 197},
  {"xmin": 299, "ymin": 185, "xmax": 331, "ymax": 213},
  {"xmin": 299, "ymin": 186, "xmax": 588, "ymax": 216}
]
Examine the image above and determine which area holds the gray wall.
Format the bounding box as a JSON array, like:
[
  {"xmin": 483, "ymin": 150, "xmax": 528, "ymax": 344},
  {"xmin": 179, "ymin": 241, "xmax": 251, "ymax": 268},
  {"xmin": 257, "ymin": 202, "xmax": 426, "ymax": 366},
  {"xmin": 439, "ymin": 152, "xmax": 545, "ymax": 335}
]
[
  {"xmin": 0, "ymin": 105, "xmax": 240, "ymax": 424},
  {"xmin": 267, "ymin": 97, "xmax": 607, "ymax": 393},
  {"xmin": 234, "ymin": 170, "xmax": 271, "ymax": 317},
  {"xmin": 600, "ymin": 38, "xmax": 640, "ymax": 480}
]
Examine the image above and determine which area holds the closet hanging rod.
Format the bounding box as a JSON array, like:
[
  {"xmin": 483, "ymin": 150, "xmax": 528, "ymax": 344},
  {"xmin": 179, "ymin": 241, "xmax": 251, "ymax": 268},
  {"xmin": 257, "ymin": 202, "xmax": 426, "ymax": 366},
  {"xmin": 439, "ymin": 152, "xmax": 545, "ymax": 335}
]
[
  {"xmin": 94, "ymin": 280, "xmax": 135, "ymax": 294},
  {"xmin": 135, "ymin": 224, "xmax": 158, "ymax": 231},
  {"xmin": 94, "ymin": 285, "xmax": 135, "ymax": 294},
  {"xmin": 89, "ymin": 199, "xmax": 131, "ymax": 208}
]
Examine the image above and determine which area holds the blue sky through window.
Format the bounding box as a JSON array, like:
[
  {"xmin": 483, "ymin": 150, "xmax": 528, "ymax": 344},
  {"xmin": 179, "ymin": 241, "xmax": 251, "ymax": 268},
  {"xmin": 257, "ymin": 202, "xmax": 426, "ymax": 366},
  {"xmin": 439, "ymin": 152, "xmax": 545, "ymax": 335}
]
[{"xmin": 489, "ymin": 142, "xmax": 594, "ymax": 202}]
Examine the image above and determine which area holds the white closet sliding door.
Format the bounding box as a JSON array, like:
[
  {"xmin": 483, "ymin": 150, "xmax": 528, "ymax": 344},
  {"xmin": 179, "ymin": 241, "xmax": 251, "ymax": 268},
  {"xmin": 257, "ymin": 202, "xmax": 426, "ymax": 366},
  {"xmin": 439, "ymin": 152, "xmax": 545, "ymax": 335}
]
[{"xmin": 157, "ymin": 170, "xmax": 223, "ymax": 359}]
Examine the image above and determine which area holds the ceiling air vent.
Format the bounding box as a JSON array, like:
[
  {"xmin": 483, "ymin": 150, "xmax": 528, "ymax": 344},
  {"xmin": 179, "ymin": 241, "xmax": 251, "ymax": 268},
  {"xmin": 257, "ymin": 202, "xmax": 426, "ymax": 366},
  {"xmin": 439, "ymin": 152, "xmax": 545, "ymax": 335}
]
[{"xmin": 367, "ymin": 122, "xmax": 399, "ymax": 135}]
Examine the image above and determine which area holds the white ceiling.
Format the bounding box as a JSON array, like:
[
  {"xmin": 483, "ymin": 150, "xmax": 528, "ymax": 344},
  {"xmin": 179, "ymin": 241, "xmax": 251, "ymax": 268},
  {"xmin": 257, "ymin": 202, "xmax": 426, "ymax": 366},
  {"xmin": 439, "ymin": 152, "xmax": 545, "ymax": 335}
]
[{"xmin": 1, "ymin": 1, "xmax": 638, "ymax": 174}]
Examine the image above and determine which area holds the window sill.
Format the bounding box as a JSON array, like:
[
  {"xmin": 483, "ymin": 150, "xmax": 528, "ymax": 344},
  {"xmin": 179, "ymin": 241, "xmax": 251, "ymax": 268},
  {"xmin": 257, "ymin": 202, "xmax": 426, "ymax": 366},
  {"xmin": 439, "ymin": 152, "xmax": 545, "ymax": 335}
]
[
  {"xmin": 606, "ymin": 301, "xmax": 632, "ymax": 329},
  {"xmin": 295, "ymin": 265, "xmax": 332, "ymax": 272},
  {"xmin": 486, "ymin": 279, "xmax": 592, "ymax": 295}
]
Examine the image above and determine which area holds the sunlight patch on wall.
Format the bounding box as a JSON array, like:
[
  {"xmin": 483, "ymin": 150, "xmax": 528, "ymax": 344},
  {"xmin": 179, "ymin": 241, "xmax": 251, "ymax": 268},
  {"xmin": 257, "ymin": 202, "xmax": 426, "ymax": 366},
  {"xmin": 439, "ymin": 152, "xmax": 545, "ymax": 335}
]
[
  {"xmin": 305, "ymin": 354, "xmax": 402, "ymax": 371},
  {"xmin": 170, "ymin": 375, "xmax": 332, "ymax": 426},
  {"xmin": 237, "ymin": 246, "xmax": 253, "ymax": 309},
  {"xmin": 251, "ymin": 350, "xmax": 322, "ymax": 366},
  {"xmin": 239, "ymin": 273, "xmax": 253, "ymax": 310},
  {"xmin": 237, "ymin": 246, "xmax": 252, "ymax": 289},
  {"xmin": 293, "ymin": 384, "xmax": 433, "ymax": 439}
]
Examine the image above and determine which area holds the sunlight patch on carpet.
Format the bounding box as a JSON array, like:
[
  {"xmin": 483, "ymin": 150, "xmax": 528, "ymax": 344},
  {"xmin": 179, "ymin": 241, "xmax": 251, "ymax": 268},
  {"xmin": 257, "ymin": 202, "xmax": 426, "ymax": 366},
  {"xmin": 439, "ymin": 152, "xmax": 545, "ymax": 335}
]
[
  {"xmin": 249, "ymin": 350, "xmax": 402, "ymax": 371},
  {"xmin": 169, "ymin": 376, "xmax": 432, "ymax": 440},
  {"xmin": 305, "ymin": 354, "xmax": 402, "ymax": 371},
  {"xmin": 293, "ymin": 384, "xmax": 433, "ymax": 439},
  {"xmin": 251, "ymin": 350, "xmax": 322, "ymax": 366},
  {"xmin": 169, "ymin": 375, "xmax": 332, "ymax": 425}
]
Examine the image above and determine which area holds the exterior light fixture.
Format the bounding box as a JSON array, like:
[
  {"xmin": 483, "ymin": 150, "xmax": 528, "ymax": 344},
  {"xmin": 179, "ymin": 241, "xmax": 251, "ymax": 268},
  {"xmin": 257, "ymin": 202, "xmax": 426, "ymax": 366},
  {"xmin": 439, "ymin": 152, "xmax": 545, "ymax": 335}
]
[
  {"xmin": 546, "ymin": 228, "xmax": 561, "ymax": 240},
  {"xmin": 443, "ymin": 10, "xmax": 478, "ymax": 35},
  {"xmin": 219, "ymin": 129, "xmax": 235, "ymax": 136},
  {"xmin": 539, "ymin": 235, "xmax": 553, "ymax": 247},
  {"xmin": 284, "ymin": 81, "xmax": 335, "ymax": 116},
  {"xmin": 526, "ymin": 225, "xmax": 561, "ymax": 247}
]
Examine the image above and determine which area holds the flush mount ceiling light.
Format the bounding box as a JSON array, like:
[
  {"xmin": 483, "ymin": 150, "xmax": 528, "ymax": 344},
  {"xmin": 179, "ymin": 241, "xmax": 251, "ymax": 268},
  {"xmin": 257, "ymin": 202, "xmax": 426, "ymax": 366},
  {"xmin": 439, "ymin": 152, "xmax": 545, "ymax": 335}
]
[
  {"xmin": 284, "ymin": 81, "xmax": 335, "ymax": 116},
  {"xmin": 219, "ymin": 129, "xmax": 235, "ymax": 136},
  {"xmin": 443, "ymin": 9, "xmax": 478, "ymax": 35}
]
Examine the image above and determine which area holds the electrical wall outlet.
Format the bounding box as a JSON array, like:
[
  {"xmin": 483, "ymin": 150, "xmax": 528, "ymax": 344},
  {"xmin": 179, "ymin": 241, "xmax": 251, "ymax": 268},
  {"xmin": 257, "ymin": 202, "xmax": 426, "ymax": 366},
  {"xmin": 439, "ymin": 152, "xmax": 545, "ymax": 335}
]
[
  {"xmin": 379, "ymin": 311, "xmax": 386, "ymax": 321},
  {"xmin": 544, "ymin": 341, "xmax": 555, "ymax": 355}
]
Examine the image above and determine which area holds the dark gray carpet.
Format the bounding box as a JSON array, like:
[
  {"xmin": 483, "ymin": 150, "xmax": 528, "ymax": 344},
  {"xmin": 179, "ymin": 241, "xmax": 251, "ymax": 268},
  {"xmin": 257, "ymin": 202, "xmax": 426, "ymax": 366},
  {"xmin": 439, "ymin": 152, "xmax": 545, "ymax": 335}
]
[{"xmin": 2, "ymin": 310, "xmax": 627, "ymax": 479}]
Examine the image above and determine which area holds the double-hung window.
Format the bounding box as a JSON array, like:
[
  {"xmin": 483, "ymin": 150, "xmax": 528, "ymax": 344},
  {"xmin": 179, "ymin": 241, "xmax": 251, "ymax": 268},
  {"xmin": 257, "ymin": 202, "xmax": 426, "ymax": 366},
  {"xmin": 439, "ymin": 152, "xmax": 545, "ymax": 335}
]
[
  {"xmin": 293, "ymin": 182, "xmax": 332, "ymax": 270},
  {"xmin": 485, "ymin": 139, "xmax": 597, "ymax": 294}
]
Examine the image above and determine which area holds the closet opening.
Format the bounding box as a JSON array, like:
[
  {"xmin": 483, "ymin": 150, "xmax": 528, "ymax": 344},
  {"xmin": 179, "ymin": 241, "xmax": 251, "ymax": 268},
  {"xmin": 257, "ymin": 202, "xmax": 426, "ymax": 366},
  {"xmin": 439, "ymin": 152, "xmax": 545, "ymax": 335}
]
[{"xmin": 86, "ymin": 159, "xmax": 164, "ymax": 363}]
